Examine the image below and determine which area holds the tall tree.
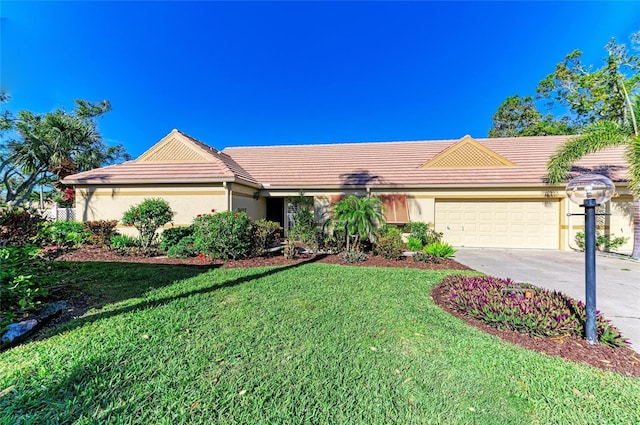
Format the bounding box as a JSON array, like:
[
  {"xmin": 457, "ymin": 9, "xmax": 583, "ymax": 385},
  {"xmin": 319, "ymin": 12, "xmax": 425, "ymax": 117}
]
[
  {"xmin": 489, "ymin": 95, "xmax": 573, "ymax": 137},
  {"xmin": 537, "ymin": 40, "xmax": 639, "ymax": 128},
  {"xmin": 545, "ymin": 32, "xmax": 640, "ymax": 259},
  {"xmin": 0, "ymin": 98, "xmax": 129, "ymax": 204},
  {"xmin": 489, "ymin": 32, "xmax": 640, "ymax": 136}
]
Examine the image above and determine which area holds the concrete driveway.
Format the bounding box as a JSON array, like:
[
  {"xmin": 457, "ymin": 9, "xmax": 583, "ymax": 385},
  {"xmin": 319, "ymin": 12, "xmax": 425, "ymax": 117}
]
[{"xmin": 453, "ymin": 248, "xmax": 640, "ymax": 353}]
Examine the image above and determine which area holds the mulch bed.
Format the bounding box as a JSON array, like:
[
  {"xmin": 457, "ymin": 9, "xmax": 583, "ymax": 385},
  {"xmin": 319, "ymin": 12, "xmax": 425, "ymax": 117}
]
[
  {"xmin": 53, "ymin": 246, "xmax": 640, "ymax": 377},
  {"xmin": 56, "ymin": 246, "xmax": 471, "ymax": 270}
]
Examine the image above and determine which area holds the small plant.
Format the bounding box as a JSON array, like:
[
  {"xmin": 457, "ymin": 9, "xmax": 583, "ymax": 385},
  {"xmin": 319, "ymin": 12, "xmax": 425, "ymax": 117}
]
[
  {"xmin": 412, "ymin": 251, "xmax": 439, "ymax": 263},
  {"xmin": 109, "ymin": 235, "xmax": 145, "ymax": 256},
  {"xmin": 122, "ymin": 198, "xmax": 175, "ymax": 254},
  {"xmin": 0, "ymin": 204, "xmax": 48, "ymax": 247},
  {"xmin": 253, "ymin": 219, "xmax": 281, "ymax": 255},
  {"xmin": 0, "ymin": 244, "xmax": 63, "ymax": 331},
  {"xmin": 423, "ymin": 242, "xmax": 456, "ymax": 259},
  {"xmin": 331, "ymin": 195, "xmax": 384, "ymax": 252},
  {"xmin": 166, "ymin": 236, "xmax": 198, "ymax": 259},
  {"xmin": 406, "ymin": 236, "xmax": 423, "ymax": 252},
  {"xmin": 440, "ymin": 275, "xmax": 628, "ymax": 347},
  {"xmin": 192, "ymin": 211, "xmax": 253, "ymax": 260},
  {"xmin": 283, "ymin": 238, "xmax": 298, "ymax": 259},
  {"xmin": 321, "ymin": 227, "xmax": 346, "ymax": 253},
  {"xmin": 374, "ymin": 226, "xmax": 404, "ymax": 260},
  {"xmin": 338, "ymin": 250, "xmax": 368, "ymax": 263},
  {"xmin": 38, "ymin": 221, "xmax": 88, "ymax": 248},
  {"xmin": 288, "ymin": 195, "xmax": 317, "ymax": 246},
  {"xmin": 403, "ymin": 221, "xmax": 443, "ymax": 246},
  {"xmin": 159, "ymin": 226, "xmax": 194, "ymax": 251},
  {"xmin": 83, "ymin": 220, "xmax": 119, "ymax": 246},
  {"xmin": 575, "ymin": 231, "xmax": 627, "ymax": 252},
  {"xmin": 110, "ymin": 234, "xmax": 140, "ymax": 249}
]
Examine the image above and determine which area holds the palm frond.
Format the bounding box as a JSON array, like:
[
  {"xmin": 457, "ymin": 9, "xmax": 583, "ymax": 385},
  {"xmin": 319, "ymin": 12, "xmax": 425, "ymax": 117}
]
[
  {"xmin": 626, "ymin": 135, "xmax": 640, "ymax": 197},
  {"xmin": 546, "ymin": 121, "xmax": 631, "ymax": 184}
]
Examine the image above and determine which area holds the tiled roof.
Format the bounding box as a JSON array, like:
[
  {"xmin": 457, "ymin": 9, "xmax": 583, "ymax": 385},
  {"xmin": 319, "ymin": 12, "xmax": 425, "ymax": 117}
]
[
  {"xmin": 222, "ymin": 135, "xmax": 629, "ymax": 188},
  {"xmin": 63, "ymin": 129, "xmax": 258, "ymax": 185},
  {"xmin": 63, "ymin": 131, "xmax": 629, "ymax": 188}
]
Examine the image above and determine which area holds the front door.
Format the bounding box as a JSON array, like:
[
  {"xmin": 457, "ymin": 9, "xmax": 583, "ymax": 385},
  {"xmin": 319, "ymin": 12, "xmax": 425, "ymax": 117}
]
[{"xmin": 266, "ymin": 197, "xmax": 285, "ymax": 229}]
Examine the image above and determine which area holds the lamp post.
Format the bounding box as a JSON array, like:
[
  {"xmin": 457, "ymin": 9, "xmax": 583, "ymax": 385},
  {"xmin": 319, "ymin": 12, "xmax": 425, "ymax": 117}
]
[{"xmin": 566, "ymin": 174, "xmax": 615, "ymax": 346}]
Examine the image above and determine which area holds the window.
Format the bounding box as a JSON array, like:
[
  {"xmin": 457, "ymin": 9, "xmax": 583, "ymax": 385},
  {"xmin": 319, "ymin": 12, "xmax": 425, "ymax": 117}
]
[{"xmin": 379, "ymin": 194, "xmax": 409, "ymax": 224}]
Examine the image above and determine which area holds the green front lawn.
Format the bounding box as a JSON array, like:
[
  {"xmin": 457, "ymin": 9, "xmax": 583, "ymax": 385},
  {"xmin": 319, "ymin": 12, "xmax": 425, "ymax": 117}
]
[{"xmin": 1, "ymin": 261, "xmax": 639, "ymax": 424}]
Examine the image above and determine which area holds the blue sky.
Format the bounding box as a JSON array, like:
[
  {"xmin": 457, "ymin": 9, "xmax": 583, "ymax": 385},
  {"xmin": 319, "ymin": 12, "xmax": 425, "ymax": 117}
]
[{"xmin": 2, "ymin": 1, "xmax": 639, "ymax": 158}]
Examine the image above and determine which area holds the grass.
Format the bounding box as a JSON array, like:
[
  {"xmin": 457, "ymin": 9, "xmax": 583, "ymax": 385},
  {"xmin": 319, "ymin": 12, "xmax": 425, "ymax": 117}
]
[{"xmin": 1, "ymin": 261, "xmax": 639, "ymax": 424}]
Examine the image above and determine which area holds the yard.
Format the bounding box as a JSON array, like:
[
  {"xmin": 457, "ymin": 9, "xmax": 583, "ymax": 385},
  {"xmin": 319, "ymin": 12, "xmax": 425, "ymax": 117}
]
[{"xmin": 1, "ymin": 260, "xmax": 639, "ymax": 424}]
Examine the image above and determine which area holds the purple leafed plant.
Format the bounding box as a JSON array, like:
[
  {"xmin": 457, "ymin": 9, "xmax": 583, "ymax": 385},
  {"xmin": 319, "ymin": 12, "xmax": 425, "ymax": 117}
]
[{"xmin": 440, "ymin": 275, "xmax": 629, "ymax": 348}]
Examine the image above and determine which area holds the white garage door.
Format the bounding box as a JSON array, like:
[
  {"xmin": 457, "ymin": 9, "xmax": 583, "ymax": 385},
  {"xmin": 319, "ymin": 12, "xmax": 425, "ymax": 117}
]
[{"xmin": 434, "ymin": 199, "xmax": 560, "ymax": 249}]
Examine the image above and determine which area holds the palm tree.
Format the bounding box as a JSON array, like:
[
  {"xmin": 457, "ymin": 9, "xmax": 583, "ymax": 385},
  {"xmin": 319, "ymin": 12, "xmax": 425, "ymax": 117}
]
[
  {"xmin": 7, "ymin": 105, "xmax": 128, "ymax": 204},
  {"xmin": 546, "ymin": 120, "xmax": 640, "ymax": 259},
  {"xmin": 331, "ymin": 195, "xmax": 385, "ymax": 252}
]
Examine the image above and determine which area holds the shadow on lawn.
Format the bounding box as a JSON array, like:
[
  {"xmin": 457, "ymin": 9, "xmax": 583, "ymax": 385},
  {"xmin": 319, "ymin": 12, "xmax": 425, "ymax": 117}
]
[{"xmin": 42, "ymin": 255, "xmax": 328, "ymax": 341}]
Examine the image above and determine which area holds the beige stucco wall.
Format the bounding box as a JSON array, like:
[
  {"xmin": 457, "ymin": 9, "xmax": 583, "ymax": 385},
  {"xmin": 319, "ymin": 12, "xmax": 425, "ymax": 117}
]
[
  {"xmin": 230, "ymin": 183, "xmax": 265, "ymax": 220},
  {"xmin": 75, "ymin": 183, "xmax": 634, "ymax": 252},
  {"xmin": 75, "ymin": 184, "xmax": 228, "ymax": 232},
  {"xmin": 562, "ymin": 194, "xmax": 634, "ymax": 255}
]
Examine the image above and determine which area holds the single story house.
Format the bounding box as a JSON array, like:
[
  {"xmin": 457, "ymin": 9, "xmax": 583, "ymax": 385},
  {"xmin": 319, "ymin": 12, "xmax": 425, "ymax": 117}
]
[{"xmin": 62, "ymin": 129, "xmax": 634, "ymax": 254}]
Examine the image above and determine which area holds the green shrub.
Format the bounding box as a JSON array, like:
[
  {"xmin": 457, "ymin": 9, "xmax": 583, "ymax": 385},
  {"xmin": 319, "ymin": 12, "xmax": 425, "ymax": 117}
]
[
  {"xmin": 412, "ymin": 251, "xmax": 439, "ymax": 263},
  {"xmin": 374, "ymin": 226, "xmax": 404, "ymax": 260},
  {"xmin": 110, "ymin": 234, "xmax": 140, "ymax": 249},
  {"xmin": 159, "ymin": 226, "xmax": 194, "ymax": 251},
  {"xmin": 0, "ymin": 205, "xmax": 48, "ymax": 247},
  {"xmin": 167, "ymin": 236, "xmax": 198, "ymax": 259},
  {"xmin": 406, "ymin": 236, "xmax": 423, "ymax": 252},
  {"xmin": 192, "ymin": 211, "xmax": 253, "ymax": 260},
  {"xmin": 253, "ymin": 219, "xmax": 281, "ymax": 255},
  {"xmin": 403, "ymin": 221, "xmax": 443, "ymax": 246},
  {"xmin": 83, "ymin": 220, "xmax": 119, "ymax": 246},
  {"xmin": 423, "ymin": 242, "xmax": 456, "ymax": 259},
  {"xmin": 288, "ymin": 195, "xmax": 317, "ymax": 246},
  {"xmin": 441, "ymin": 275, "xmax": 628, "ymax": 348},
  {"xmin": 0, "ymin": 245, "xmax": 59, "ymax": 329},
  {"xmin": 38, "ymin": 221, "xmax": 88, "ymax": 248},
  {"xmin": 283, "ymin": 238, "xmax": 297, "ymax": 259},
  {"xmin": 321, "ymin": 227, "xmax": 346, "ymax": 253},
  {"xmin": 122, "ymin": 198, "xmax": 175, "ymax": 253},
  {"xmin": 109, "ymin": 235, "xmax": 147, "ymax": 256},
  {"xmin": 575, "ymin": 231, "xmax": 627, "ymax": 252},
  {"xmin": 338, "ymin": 250, "xmax": 368, "ymax": 263}
]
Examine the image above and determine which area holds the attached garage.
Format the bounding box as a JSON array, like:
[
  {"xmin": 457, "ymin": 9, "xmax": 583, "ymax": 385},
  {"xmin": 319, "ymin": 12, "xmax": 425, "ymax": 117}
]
[{"xmin": 434, "ymin": 199, "xmax": 560, "ymax": 249}]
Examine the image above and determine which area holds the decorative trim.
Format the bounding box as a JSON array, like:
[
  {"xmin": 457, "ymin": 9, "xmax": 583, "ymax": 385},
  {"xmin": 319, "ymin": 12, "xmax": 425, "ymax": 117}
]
[
  {"xmin": 421, "ymin": 135, "xmax": 515, "ymax": 168},
  {"xmin": 79, "ymin": 190, "xmax": 226, "ymax": 197},
  {"xmin": 137, "ymin": 130, "xmax": 217, "ymax": 162}
]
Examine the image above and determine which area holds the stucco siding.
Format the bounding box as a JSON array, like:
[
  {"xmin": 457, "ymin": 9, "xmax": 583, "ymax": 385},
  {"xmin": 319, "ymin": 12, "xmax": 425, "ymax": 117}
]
[
  {"xmin": 231, "ymin": 183, "xmax": 265, "ymax": 220},
  {"xmin": 75, "ymin": 184, "xmax": 227, "ymax": 227},
  {"xmin": 563, "ymin": 196, "xmax": 634, "ymax": 255}
]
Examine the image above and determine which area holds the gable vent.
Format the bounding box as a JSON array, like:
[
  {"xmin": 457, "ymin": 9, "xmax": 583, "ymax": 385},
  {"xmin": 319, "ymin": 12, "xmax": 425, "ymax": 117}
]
[
  {"xmin": 137, "ymin": 131, "xmax": 217, "ymax": 162},
  {"xmin": 422, "ymin": 135, "xmax": 515, "ymax": 168}
]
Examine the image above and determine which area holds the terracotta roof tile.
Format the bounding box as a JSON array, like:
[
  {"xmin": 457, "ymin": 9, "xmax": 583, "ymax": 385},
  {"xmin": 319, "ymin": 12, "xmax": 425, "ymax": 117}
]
[
  {"xmin": 63, "ymin": 132, "xmax": 629, "ymax": 188},
  {"xmin": 222, "ymin": 135, "xmax": 628, "ymax": 188},
  {"xmin": 64, "ymin": 130, "xmax": 258, "ymax": 185}
]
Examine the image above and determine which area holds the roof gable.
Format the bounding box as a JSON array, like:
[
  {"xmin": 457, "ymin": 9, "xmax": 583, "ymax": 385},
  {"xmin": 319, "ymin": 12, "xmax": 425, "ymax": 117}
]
[
  {"xmin": 137, "ymin": 129, "xmax": 218, "ymax": 162},
  {"xmin": 421, "ymin": 135, "xmax": 515, "ymax": 168}
]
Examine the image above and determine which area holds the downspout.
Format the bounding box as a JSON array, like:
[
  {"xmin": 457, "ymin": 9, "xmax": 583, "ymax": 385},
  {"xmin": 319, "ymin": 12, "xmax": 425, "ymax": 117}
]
[{"xmin": 223, "ymin": 182, "xmax": 232, "ymax": 211}]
